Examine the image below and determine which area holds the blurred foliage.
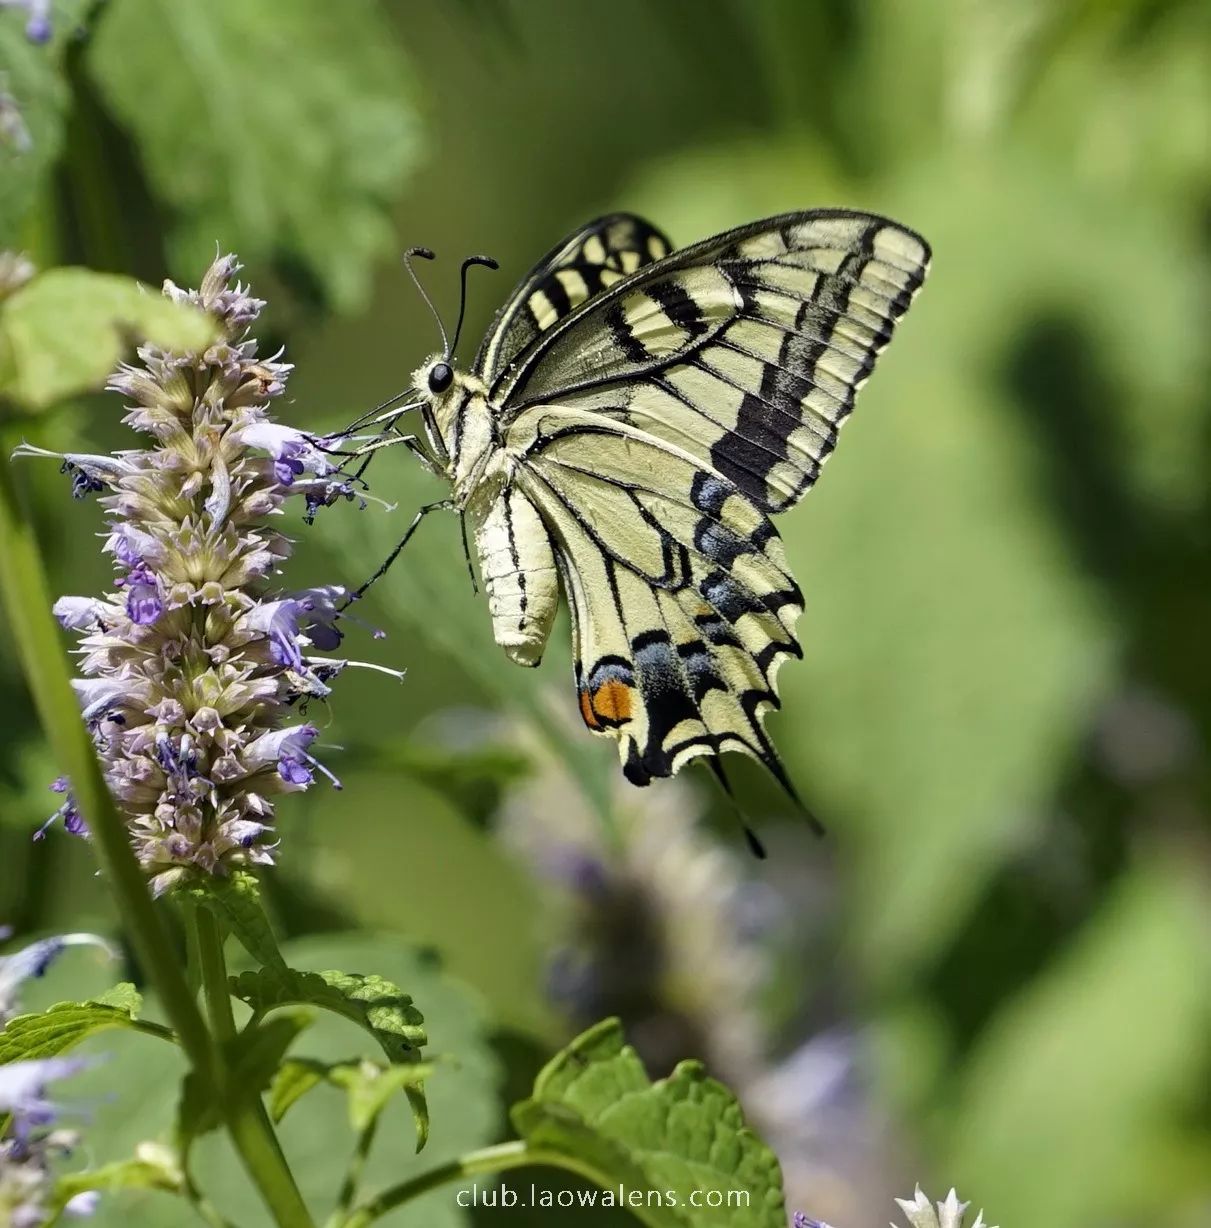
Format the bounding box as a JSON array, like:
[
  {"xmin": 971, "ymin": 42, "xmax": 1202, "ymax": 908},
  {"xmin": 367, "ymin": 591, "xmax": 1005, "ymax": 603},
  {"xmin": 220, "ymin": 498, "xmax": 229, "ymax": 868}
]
[{"xmin": 2, "ymin": 0, "xmax": 1210, "ymax": 1226}]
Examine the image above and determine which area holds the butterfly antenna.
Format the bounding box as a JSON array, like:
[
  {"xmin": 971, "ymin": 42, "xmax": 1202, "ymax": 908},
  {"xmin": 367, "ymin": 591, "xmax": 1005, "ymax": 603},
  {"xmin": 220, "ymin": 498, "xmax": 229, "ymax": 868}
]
[
  {"xmin": 449, "ymin": 255, "xmax": 499, "ymax": 359},
  {"xmin": 403, "ymin": 247, "xmax": 449, "ymax": 356}
]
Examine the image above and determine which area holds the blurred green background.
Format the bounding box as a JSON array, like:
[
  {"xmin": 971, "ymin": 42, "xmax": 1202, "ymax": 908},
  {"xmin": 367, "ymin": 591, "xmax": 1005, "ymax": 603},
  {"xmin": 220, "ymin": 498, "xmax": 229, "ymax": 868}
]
[{"xmin": 2, "ymin": 1, "xmax": 1211, "ymax": 1225}]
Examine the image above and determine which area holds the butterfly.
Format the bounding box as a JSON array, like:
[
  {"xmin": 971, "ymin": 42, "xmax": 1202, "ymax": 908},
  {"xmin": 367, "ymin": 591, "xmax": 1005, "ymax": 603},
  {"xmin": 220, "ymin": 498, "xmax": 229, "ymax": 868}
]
[{"xmin": 344, "ymin": 210, "xmax": 930, "ymax": 816}]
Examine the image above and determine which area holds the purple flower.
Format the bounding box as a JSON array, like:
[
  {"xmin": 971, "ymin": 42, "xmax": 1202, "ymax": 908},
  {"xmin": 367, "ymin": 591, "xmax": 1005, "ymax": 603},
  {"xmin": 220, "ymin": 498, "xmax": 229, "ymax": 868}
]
[
  {"xmin": 247, "ymin": 599, "xmax": 305, "ymax": 669},
  {"xmin": 121, "ymin": 565, "xmax": 164, "ymax": 625},
  {"xmin": 34, "ymin": 778, "xmax": 89, "ymax": 841},
  {"xmin": 793, "ymin": 1215, "xmax": 830, "ymax": 1228},
  {"xmin": 0, "ymin": 932, "xmax": 115, "ymax": 1023},
  {"xmin": 17, "ymin": 254, "xmax": 395, "ymax": 888},
  {"xmin": 0, "ymin": 1058, "xmax": 91, "ymax": 1130},
  {"xmin": 239, "ymin": 422, "xmax": 333, "ymax": 487}
]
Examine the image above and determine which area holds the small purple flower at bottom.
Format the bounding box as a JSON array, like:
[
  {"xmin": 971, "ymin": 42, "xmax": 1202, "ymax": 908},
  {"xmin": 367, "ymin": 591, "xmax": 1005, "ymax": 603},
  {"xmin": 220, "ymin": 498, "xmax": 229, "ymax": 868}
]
[
  {"xmin": 0, "ymin": 1056, "xmax": 92, "ymax": 1132},
  {"xmin": 793, "ymin": 1215, "xmax": 832, "ymax": 1228}
]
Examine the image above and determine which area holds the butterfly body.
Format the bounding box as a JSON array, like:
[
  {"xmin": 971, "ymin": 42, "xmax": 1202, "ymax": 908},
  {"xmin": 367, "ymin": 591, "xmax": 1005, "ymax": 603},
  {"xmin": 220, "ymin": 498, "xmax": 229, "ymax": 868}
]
[{"xmin": 398, "ymin": 210, "xmax": 930, "ymax": 794}]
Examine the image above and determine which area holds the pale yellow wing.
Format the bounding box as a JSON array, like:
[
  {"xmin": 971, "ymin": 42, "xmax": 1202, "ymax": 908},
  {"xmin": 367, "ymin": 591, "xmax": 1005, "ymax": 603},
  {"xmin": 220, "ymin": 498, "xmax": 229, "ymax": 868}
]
[{"xmin": 511, "ymin": 407, "xmax": 802, "ymax": 790}]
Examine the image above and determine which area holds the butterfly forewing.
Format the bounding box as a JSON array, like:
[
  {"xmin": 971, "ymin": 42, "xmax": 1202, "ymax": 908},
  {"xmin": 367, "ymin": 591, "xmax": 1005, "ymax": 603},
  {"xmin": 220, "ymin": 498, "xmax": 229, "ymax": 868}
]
[
  {"xmin": 497, "ymin": 209, "xmax": 930, "ymax": 514},
  {"xmin": 474, "ymin": 212, "xmax": 672, "ymax": 387}
]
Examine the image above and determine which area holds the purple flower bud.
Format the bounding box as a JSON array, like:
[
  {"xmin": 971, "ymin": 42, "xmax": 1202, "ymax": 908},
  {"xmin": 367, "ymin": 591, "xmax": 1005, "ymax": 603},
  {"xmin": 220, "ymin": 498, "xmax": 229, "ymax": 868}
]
[{"xmin": 23, "ymin": 13, "xmax": 51, "ymax": 44}]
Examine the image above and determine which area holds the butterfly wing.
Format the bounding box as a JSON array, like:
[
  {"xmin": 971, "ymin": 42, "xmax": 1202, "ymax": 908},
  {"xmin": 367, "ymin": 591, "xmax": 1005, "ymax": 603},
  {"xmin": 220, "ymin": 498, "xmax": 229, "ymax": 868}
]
[
  {"xmin": 510, "ymin": 406, "xmax": 802, "ymax": 789},
  {"xmin": 473, "ymin": 213, "xmax": 673, "ymax": 386},
  {"xmin": 496, "ymin": 209, "xmax": 930, "ymax": 513},
  {"xmin": 491, "ymin": 210, "xmax": 929, "ymax": 790}
]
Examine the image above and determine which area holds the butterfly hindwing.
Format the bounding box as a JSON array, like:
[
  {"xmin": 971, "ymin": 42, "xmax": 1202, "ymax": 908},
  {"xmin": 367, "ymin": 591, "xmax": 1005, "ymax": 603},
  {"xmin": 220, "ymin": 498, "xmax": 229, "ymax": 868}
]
[
  {"xmin": 499, "ymin": 210, "xmax": 930, "ymax": 514},
  {"xmin": 513, "ymin": 407, "xmax": 802, "ymax": 787},
  {"xmin": 474, "ymin": 212, "xmax": 673, "ymax": 387}
]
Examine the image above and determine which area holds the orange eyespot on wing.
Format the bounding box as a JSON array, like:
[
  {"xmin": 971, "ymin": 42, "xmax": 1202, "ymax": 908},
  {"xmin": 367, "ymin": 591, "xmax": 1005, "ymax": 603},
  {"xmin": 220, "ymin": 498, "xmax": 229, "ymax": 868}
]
[
  {"xmin": 593, "ymin": 679, "xmax": 632, "ymax": 723},
  {"xmin": 577, "ymin": 658, "xmax": 636, "ymax": 732}
]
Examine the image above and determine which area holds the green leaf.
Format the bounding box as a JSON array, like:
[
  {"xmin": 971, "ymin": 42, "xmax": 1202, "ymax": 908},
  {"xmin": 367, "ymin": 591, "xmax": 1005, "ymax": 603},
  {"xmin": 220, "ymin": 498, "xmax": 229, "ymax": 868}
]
[
  {"xmin": 268, "ymin": 1056, "xmax": 436, "ymax": 1131},
  {"xmin": 177, "ymin": 869, "xmax": 285, "ymax": 971},
  {"xmin": 93, "ymin": 982, "xmax": 143, "ymax": 1014},
  {"xmin": 267, "ymin": 1057, "xmax": 329, "ymax": 1125},
  {"xmin": 229, "ymin": 1008, "xmax": 315, "ymax": 1092},
  {"xmin": 50, "ymin": 1143, "xmax": 184, "ymax": 1214},
  {"xmin": 512, "ymin": 1019, "xmax": 787, "ymax": 1228},
  {"xmin": 229, "ymin": 966, "xmax": 426, "ymax": 1063},
  {"xmin": 86, "ymin": 0, "xmax": 424, "ymax": 311},
  {"xmin": 329, "ymin": 1059, "xmax": 435, "ymax": 1133},
  {"xmin": 0, "ymin": 268, "xmax": 216, "ymax": 411},
  {"xmin": 229, "ymin": 964, "xmax": 428, "ymax": 1148},
  {"xmin": 0, "ymin": 995, "xmax": 145, "ymax": 1062},
  {"xmin": 222, "ymin": 936, "xmax": 502, "ymax": 1228}
]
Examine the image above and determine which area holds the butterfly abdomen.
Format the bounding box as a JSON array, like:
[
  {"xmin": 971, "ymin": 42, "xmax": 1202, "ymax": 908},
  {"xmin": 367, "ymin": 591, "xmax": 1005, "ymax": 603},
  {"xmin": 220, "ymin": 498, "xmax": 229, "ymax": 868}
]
[{"xmin": 473, "ymin": 484, "xmax": 558, "ymax": 667}]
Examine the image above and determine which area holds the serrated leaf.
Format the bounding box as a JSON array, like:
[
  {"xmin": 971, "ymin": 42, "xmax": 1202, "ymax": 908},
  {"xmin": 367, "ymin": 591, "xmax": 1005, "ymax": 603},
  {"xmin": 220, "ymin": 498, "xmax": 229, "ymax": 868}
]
[
  {"xmin": 512, "ymin": 1019, "xmax": 786, "ymax": 1228},
  {"xmin": 0, "ymin": 996, "xmax": 142, "ymax": 1062},
  {"xmin": 0, "ymin": 268, "xmax": 217, "ymax": 411},
  {"xmin": 177, "ymin": 869, "xmax": 285, "ymax": 970},
  {"xmin": 229, "ymin": 964, "xmax": 428, "ymax": 1148},
  {"xmin": 92, "ymin": 982, "xmax": 143, "ymax": 1014},
  {"xmin": 86, "ymin": 0, "xmax": 423, "ymax": 311},
  {"xmin": 208, "ymin": 937, "xmax": 500, "ymax": 1228},
  {"xmin": 229, "ymin": 966, "xmax": 425, "ymax": 1061}
]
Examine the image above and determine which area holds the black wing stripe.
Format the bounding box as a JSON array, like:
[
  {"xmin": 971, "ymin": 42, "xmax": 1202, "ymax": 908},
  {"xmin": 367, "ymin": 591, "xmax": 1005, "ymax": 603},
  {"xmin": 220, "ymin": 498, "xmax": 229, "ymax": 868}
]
[{"xmin": 526, "ymin": 464, "xmax": 801, "ymax": 668}]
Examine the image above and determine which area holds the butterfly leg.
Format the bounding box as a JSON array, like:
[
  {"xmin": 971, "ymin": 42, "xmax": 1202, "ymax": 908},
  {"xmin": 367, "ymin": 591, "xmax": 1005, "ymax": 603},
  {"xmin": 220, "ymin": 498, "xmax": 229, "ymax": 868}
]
[{"xmin": 341, "ymin": 499, "xmax": 453, "ymax": 609}]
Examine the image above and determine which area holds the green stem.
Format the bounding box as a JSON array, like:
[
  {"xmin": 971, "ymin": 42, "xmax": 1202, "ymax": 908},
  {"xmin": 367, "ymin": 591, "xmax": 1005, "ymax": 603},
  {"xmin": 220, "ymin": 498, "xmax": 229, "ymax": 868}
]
[
  {"xmin": 0, "ymin": 455, "xmax": 313, "ymax": 1228},
  {"xmin": 190, "ymin": 907, "xmax": 310, "ymax": 1219},
  {"xmin": 339, "ymin": 1140, "xmax": 622, "ymax": 1228},
  {"xmin": 327, "ymin": 1116, "xmax": 380, "ymax": 1228}
]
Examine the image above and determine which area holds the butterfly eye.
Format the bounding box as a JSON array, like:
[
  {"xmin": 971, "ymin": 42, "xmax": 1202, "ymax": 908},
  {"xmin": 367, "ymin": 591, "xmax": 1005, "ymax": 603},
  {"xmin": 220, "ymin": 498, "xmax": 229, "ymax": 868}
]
[{"xmin": 428, "ymin": 362, "xmax": 453, "ymax": 394}]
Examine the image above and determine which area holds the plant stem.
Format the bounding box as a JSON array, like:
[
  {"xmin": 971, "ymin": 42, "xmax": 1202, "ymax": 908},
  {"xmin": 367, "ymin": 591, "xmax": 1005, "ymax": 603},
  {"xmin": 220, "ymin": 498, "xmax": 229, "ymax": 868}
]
[
  {"xmin": 339, "ymin": 1140, "xmax": 622, "ymax": 1228},
  {"xmin": 190, "ymin": 906, "xmax": 310, "ymax": 1218},
  {"xmin": 328, "ymin": 1116, "xmax": 380, "ymax": 1227},
  {"xmin": 0, "ymin": 455, "xmax": 313, "ymax": 1228}
]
